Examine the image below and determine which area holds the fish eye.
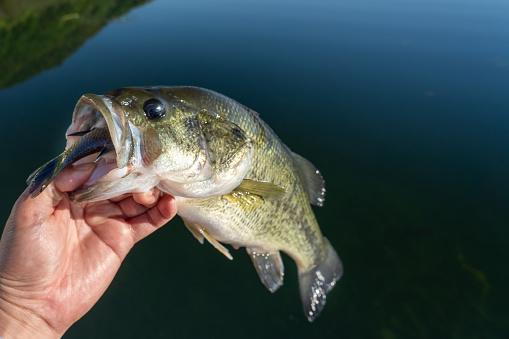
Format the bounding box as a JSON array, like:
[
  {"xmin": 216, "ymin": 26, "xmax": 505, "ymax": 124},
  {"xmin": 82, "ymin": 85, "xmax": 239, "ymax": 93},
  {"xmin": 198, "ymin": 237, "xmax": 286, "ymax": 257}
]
[{"xmin": 143, "ymin": 99, "xmax": 166, "ymax": 120}]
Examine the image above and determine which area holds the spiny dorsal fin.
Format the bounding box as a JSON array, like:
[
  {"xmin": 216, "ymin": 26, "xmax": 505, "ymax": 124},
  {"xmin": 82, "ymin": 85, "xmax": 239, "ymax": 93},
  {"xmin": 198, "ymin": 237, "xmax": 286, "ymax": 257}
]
[
  {"xmin": 292, "ymin": 152, "xmax": 326, "ymax": 207},
  {"xmin": 222, "ymin": 179, "xmax": 286, "ymax": 208}
]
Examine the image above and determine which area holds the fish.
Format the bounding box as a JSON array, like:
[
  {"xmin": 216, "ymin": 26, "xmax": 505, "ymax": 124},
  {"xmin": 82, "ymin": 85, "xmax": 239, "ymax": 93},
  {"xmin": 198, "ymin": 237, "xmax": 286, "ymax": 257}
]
[{"xmin": 26, "ymin": 86, "xmax": 343, "ymax": 321}]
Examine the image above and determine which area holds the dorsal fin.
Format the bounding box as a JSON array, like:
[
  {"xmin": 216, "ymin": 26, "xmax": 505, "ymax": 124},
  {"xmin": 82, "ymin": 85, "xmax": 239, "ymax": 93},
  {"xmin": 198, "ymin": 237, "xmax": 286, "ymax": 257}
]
[{"xmin": 292, "ymin": 152, "xmax": 326, "ymax": 207}]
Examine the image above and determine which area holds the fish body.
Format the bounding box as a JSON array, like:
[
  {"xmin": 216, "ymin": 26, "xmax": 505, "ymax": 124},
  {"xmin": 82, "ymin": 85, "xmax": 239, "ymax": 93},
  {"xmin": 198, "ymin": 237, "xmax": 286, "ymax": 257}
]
[{"xmin": 27, "ymin": 86, "xmax": 343, "ymax": 321}]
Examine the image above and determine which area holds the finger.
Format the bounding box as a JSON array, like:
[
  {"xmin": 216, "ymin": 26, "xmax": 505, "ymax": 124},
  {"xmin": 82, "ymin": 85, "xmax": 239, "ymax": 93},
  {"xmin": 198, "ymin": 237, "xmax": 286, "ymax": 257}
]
[
  {"xmin": 10, "ymin": 163, "xmax": 83, "ymax": 226},
  {"xmin": 157, "ymin": 195, "xmax": 178, "ymax": 220},
  {"xmin": 84, "ymin": 200, "xmax": 126, "ymax": 226},
  {"xmin": 132, "ymin": 188, "xmax": 159, "ymax": 206},
  {"xmin": 116, "ymin": 196, "xmax": 150, "ymax": 219},
  {"xmin": 128, "ymin": 195, "xmax": 177, "ymax": 243},
  {"xmin": 6, "ymin": 185, "xmax": 64, "ymax": 231},
  {"xmin": 114, "ymin": 188, "xmax": 160, "ymax": 218}
]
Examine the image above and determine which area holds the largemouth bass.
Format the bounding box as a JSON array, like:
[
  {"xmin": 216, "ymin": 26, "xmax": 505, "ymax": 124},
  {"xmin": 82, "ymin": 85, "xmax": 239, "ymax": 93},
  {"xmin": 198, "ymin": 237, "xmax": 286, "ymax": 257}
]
[{"xmin": 27, "ymin": 86, "xmax": 343, "ymax": 321}]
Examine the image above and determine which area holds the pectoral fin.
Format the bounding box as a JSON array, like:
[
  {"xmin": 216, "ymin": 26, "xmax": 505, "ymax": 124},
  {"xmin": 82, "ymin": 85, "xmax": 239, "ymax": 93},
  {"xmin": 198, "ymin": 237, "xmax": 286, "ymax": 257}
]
[
  {"xmin": 222, "ymin": 179, "xmax": 286, "ymax": 208},
  {"xmin": 246, "ymin": 248, "xmax": 285, "ymax": 293},
  {"xmin": 235, "ymin": 179, "xmax": 286, "ymax": 200}
]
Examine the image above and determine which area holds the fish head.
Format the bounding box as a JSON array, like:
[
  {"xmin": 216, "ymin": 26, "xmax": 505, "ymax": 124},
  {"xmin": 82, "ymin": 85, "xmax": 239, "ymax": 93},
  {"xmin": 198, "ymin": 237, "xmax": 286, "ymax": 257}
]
[{"xmin": 68, "ymin": 86, "xmax": 253, "ymax": 201}]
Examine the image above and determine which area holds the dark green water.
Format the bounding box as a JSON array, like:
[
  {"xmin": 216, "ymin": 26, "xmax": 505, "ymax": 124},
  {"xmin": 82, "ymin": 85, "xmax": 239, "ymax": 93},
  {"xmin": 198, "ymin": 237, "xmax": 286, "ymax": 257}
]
[{"xmin": 0, "ymin": 0, "xmax": 508, "ymax": 337}]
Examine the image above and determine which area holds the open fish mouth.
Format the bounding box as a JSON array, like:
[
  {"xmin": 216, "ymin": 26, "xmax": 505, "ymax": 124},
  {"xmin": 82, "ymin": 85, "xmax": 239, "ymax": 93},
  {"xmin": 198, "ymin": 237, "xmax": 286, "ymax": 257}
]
[
  {"xmin": 27, "ymin": 93, "xmax": 141, "ymax": 198},
  {"xmin": 69, "ymin": 94, "xmax": 132, "ymax": 167},
  {"xmin": 66, "ymin": 94, "xmax": 140, "ymax": 195}
]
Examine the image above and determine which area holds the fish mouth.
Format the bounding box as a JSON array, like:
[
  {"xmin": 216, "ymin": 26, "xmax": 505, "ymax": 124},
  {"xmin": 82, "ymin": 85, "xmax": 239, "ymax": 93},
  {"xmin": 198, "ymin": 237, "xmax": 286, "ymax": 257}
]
[{"xmin": 66, "ymin": 94, "xmax": 139, "ymax": 194}]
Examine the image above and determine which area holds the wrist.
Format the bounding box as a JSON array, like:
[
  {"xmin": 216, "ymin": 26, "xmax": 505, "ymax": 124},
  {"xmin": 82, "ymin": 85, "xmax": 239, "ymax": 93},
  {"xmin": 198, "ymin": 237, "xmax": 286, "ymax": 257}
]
[{"xmin": 0, "ymin": 296, "xmax": 60, "ymax": 339}]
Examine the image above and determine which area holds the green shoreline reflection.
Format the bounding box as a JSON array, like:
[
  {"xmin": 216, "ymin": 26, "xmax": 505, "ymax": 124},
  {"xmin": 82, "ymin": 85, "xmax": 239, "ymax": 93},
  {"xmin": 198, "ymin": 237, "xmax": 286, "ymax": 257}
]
[{"xmin": 0, "ymin": 0, "xmax": 151, "ymax": 89}]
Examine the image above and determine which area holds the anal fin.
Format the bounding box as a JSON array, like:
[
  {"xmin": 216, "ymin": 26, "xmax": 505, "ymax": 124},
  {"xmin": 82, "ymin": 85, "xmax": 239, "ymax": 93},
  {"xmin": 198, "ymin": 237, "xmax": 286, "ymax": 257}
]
[{"xmin": 246, "ymin": 248, "xmax": 285, "ymax": 293}]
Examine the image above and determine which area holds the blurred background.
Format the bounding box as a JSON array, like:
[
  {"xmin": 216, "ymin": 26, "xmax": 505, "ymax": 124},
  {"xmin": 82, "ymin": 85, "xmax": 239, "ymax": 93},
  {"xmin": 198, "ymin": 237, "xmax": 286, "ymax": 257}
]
[{"xmin": 0, "ymin": 0, "xmax": 508, "ymax": 337}]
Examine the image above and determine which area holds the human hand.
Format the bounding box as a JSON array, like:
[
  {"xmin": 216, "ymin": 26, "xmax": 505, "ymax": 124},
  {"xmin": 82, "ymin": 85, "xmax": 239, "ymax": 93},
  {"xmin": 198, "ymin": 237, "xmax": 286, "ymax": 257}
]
[{"xmin": 0, "ymin": 164, "xmax": 177, "ymax": 338}]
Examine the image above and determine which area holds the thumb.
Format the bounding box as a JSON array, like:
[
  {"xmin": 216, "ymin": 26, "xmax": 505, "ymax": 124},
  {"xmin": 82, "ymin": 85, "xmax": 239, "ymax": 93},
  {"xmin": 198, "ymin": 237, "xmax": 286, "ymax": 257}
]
[
  {"xmin": 53, "ymin": 163, "xmax": 95, "ymax": 193},
  {"xmin": 8, "ymin": 164, "xmax": 95, "ymax": 229}
]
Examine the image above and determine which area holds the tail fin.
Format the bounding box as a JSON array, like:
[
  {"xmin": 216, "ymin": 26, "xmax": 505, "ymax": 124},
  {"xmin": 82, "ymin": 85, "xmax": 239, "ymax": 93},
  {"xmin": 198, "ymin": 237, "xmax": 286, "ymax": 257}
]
[
  {"xmin": 26, "ymin": 157, "xmax": 61, "ymax": 198},
  {"xmin": 298, "ymin": 237, "xmax": 343, "ymax": 322}
]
